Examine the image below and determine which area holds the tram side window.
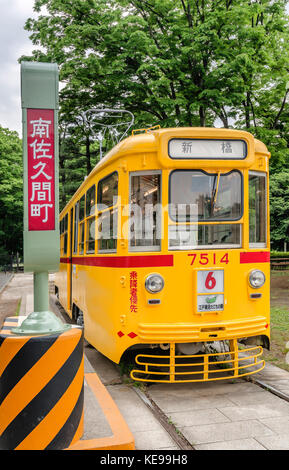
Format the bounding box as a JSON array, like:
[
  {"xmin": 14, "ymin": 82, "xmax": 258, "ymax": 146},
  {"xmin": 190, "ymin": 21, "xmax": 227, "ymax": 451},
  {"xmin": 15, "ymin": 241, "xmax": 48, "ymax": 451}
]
[
  {"xmin": 97, "ymin": 174, "xmax": 118, "ymax": 253},
  {"xmin": 60, "ymin": 218, "xmax": 64, "ymax": 252},
  {"xmin": 129, "ymin": 172, "xmax": 161, "ymax": 252},
  {"xmin": 63, "ymin": 214, "xmax": 68, "ymax": 255},
  {"xmin": 73, "ymin": 202, "xmax": 79, "ymax": 254},
  {"xmin": 60, "ymin": 214, "xmax": 68, "ymax": 255},
  {"xmin": 98, "ymin": 209, "xmax": 118, "ymax": 252},
  {"xmin": 79, "ymin": 195, "xmax": 85, "ymax": 221},
  {"xmin": 98, "ymin": 172, "xmax": 118, "ymax": 209},
  {"xmin": 64, "ymin": 213, "xmax": 68, "ymax": 232},
  {"xmin": 249, "ymin": 172, "xmax": 267, "ymax": 247},
  {"xmin": 86, "ymin": 185, "xmax": 96, "ymax": 253},
  {"xmin": 79, "ymin": 222, "xmax": 85, "ymax": 254},
  {"xmin": 86, "ymin": 185, "xmax": 96, "ymax": 216}
]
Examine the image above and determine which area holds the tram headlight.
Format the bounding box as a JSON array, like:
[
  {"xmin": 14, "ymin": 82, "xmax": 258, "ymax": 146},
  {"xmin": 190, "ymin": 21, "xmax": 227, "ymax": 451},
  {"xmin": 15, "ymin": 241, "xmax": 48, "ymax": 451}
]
[
  {"xmin": 248, "ymin": 270, "xmax": 265, "ymax": 288},
  {"xmin": 145, "ymin": 274, "xmax": 164, "ymax": 294}
]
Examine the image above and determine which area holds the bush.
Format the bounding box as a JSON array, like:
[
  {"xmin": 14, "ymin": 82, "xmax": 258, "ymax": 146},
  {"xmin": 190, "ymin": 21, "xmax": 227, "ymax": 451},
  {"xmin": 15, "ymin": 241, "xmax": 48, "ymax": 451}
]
[{"xmin": 270, "ymin": 251, "xmax": 289, "ymax": 259}]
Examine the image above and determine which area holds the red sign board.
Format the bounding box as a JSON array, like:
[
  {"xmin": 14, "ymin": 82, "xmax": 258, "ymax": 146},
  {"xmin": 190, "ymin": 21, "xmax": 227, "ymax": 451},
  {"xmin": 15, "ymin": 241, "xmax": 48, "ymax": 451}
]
[{"xmin": 27, "ymin": 109, "xmax": 55, "ymax": 231}]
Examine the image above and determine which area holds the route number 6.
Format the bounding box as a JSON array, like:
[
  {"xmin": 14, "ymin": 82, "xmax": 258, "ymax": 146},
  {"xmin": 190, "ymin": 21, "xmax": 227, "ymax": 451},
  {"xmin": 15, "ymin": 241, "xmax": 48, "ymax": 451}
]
[{"xmin": 205, "ymin": 271, "xmax": 216, "ymax": 290}]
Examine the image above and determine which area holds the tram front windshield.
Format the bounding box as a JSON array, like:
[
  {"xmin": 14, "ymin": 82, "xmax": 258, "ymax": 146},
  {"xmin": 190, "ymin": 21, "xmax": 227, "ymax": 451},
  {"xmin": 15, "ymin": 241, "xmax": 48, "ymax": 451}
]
[{"xmin": 169, "ymin": 170, "xmax": 242, "ymax": 249}]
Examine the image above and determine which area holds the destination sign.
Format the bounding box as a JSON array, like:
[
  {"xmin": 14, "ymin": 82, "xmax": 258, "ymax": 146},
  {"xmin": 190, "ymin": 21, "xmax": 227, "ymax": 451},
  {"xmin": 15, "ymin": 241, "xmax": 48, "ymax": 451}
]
[
  {"xmin": 168, "ymin": 139, "xmax": 246, "ymax": 159},
  {"xmin": 27, "ymin": 109, "xmax": 55, "ymax": 230}
]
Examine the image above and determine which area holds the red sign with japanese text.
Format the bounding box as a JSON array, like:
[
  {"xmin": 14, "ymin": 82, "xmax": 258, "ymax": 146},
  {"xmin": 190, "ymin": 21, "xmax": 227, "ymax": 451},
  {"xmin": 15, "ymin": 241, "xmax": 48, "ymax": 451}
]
[{"xmin": 27, "ymin": 109, "xmax": 55, "ymax": 231}]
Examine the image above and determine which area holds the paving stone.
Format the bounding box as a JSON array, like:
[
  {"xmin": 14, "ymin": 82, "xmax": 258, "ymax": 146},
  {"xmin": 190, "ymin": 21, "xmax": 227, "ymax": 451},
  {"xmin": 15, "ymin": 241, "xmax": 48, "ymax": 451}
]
[
  {"xmin": 255, "ymin": 435, "xmax": 289, "ymax": 450},
  {"xmin": 148, "ymin": 383, "xmax": 202, "ymax": 398},
  {"xmin": 168, "ymin": 408, "xmax": 230, "ymax": 428},
  {"xmin": 25, "ymin": 294, "xmax": 33, "ymax": 316},
  {"xmin": 179, "ymin": 419, "xmax": 274, "ymax": 445},
  {"xmin": 82, "ymin": 379, "xmax": 112, "ymax": 439},
  {"xmin": 219, "ymin": 402, "xmax": 289, "ymax": 421},
  {"xmin": 107, "ymin": 385, "xmax": 160, "ymax": 420},
  {"xmin": 259, "ymin": 416, "xmax": 289, "ymax": 434},
  {"xmin": 84, "ymin": 346, "xmax": 121, "ymax": 385},
  {"xmin": 120, "ymin": 411, "xmax": 167, "ymax": 433},
  {"xmin": 192, "ymin": 381, "xmax": 264, "ymax": 397},
  {"xmin": 195, "ymin": 438, "xmax": 266, "ymax": 450},
  {"xmin": 150, "ymin": 380, "xmax": 262, "ymax": 397},
  {"xmin": 225, "ymin": 390, "xmax": 281, "ymax": 407},
  {"xmin": 158, "ymin": 446, "xmax": 180, "ymax": 450},
  {"xmin": 149, "ymin": 392, "xmax": 235, "ymax": 413},
  {"xmin": 133, "ymin": 429, "xmax": 177, "ymax": 450},
  {"xmin": 255, "ymin": 363, "xmax": 289, "ymax": 382}
]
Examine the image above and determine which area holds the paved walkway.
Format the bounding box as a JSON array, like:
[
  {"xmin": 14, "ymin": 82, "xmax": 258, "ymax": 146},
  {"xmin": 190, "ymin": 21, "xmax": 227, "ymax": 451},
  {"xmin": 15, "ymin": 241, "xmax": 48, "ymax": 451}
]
[
  {"xmin": 2, "ymin": 273, "xmax": 289, "ymax": 450},
  {"xmin": 0, "ymin": 272, "xmax": 13, "ymax": 294}
]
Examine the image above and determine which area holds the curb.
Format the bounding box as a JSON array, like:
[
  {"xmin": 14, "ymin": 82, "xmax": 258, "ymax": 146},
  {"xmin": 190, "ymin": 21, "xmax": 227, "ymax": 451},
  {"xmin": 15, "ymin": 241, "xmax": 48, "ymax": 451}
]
[{"xmin": 66, "ymin": 373, "xmax": 135, "ymax": 450}]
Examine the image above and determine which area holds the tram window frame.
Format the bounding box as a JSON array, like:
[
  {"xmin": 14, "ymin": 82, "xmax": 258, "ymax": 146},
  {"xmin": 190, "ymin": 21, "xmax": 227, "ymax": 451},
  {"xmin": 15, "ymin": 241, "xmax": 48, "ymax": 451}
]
[
  {"xmin": 98, "ymin": 209, "xmax": 118, "ymax": 253},
  {"xmin": 79, "ymin": 194, "xmax": 85, "ymax": 221},
  {"xmin": 63, "ymin": 232, "xmax": 68, "ymax": 255},
  {"xmin": 86, "ymin": 184, "xmax": 96, "ymax": 216},
  {"xmin": 85, "ymin": 184, "xmax": 96, "ymax": 254},
  {"xmin": 73, "ymin": 202, "xmax": 79, "ymax": 254},
  {"xmin": 79, "ymin": 221, "xmax": 85, "ymax": 254},
  {"xmin": 129, "ymin": 170, "xmax": 162, "ymax": 252},
  {"xmin": 97, "ymin": 172, "xmax": 118, "ymax": 210},
  {"xmin": 97, "ymin": 173, "xmax": 118, "ymax": 253},
  {"xmin": 249, "ymin": 171, "xmax": 267, "ymax": 248},
  {"xmin": 64, "ymin": 213, "xmax": 68, "ymax": 232},
  {"xmin": 168, "ymin": 223, "xmax": 242, "ymax": 250},
  {"xmin": 60, "ymin": 214, "xmax": 68, "ymax": 255},
  {"xmin": 63, "ymin": 213, "xmax": 68, "ymax": 255},
  {"xmin": 169, "ymin": 169, "xmax": 243, "ymax": 223}
]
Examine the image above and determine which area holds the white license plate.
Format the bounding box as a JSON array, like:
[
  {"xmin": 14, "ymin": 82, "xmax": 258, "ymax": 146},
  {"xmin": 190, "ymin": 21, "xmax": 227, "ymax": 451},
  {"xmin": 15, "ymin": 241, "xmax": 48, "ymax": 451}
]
[{"xmin": 197, "ymin": 294, "xmax": 224, "ymax": 312}]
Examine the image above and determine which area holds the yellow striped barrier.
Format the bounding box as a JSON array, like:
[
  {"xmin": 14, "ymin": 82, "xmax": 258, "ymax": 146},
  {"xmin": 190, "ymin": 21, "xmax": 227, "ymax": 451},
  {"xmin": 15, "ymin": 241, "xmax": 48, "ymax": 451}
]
[{"xmin": 0, "ymin": 317, "xmax": 84, "ymax": 450}]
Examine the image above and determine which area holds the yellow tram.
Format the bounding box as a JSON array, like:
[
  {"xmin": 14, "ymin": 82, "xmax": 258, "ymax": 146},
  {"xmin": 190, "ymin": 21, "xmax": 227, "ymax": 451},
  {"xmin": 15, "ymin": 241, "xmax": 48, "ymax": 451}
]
[{"xmin": 55, "ymin": 126, "xmax": 270, "ymax": 382}]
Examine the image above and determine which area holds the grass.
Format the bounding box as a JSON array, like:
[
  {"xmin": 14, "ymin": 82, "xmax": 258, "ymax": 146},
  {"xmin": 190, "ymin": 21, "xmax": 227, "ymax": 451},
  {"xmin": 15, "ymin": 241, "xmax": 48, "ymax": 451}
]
[
  {"xmin": 263, "ymin": 306, "xmax": 289, "ymax": 372},
  {"xmin": 15, "ymin": 298, "xmax": 21, "ymax": 316}
]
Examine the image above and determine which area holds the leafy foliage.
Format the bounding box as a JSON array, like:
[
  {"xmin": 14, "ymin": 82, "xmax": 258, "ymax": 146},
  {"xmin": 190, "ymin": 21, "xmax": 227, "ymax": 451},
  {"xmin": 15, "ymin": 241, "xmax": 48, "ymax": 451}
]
[
  {"xmin": 270, "ymin": 171, "xmax": 289, "ymax": 250},
  {"xmin": 0, "ymin": 126, "xmax": 23, "ymax": 258}
]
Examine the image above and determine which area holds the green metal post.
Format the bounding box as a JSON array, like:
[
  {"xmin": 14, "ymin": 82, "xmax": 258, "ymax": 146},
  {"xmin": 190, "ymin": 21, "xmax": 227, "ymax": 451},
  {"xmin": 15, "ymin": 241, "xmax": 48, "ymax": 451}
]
[{"xmin": 34, "ymin": 272, "xmax": 49, "ymax": 312}]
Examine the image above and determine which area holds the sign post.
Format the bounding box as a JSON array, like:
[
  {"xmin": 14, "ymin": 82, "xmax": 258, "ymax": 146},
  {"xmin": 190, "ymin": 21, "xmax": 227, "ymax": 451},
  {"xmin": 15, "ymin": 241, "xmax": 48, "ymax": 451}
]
[{"xmin": 13, "ymin": 62, "xmax": 69, "ymax": 334}]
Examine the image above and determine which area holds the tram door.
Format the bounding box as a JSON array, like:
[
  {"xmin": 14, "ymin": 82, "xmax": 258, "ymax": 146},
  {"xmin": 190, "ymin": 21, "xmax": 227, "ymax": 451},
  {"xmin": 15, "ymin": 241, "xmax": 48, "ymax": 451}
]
[{"xmin": 69, "ymin": 207, "xmax": 74, "ymax": 311}]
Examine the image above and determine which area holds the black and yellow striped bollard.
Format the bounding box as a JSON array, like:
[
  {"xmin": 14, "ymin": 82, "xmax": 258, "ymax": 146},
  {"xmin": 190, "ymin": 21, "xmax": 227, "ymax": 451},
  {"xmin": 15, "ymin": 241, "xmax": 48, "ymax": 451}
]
[{"xmin": 0, "ymin": 317, "xmax": 84, "ymax": 450}]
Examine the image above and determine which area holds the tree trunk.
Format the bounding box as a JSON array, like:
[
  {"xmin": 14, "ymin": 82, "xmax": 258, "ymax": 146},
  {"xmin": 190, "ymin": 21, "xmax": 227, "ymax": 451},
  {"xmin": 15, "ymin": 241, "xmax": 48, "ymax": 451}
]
[{"xmin": 199, "ymin": 106, "xmax": 206, "ymax": 127}]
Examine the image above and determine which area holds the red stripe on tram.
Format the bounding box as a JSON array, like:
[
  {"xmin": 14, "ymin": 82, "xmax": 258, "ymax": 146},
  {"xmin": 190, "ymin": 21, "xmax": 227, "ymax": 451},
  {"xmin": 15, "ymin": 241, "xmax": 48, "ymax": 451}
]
[
  {"xmin": 60, "ymin": 255, "xmax": 174, "ymax": 268},
  {"xmin": 240, "ymin": 252, "xmax": 270, "ymax": 264}
]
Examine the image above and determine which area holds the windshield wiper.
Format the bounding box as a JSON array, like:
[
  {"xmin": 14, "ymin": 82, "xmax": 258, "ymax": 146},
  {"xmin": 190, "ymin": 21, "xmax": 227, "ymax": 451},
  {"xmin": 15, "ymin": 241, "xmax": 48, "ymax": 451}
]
[{"xmin": 211, "ymin": 171, "xmax": 221, "ymax": 215}]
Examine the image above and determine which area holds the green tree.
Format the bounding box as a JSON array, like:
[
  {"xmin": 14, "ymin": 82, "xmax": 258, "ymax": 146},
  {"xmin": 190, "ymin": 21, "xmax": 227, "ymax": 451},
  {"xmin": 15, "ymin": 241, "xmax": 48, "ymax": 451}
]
[
  {"xmin": 21, "ymin": 0, "xmax": 289, "ymax": 207},
  {"xmin": 23, "ymin": 0, "xmax": 289, "ymax": 129},
  {"xmin": 0, "ymin": 126, "xmax": 23, "ymax": 261},
  {"xmin": 269, "ymin": 171, "xmax": 289, "ymax": 250}
]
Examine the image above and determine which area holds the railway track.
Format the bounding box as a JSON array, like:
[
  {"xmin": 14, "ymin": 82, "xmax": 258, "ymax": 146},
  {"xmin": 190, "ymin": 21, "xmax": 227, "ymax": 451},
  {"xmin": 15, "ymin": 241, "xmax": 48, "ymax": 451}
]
[
  {"xmin": 132, "ymin": 386, "xmax": 195, "ymax": 451},
  {"xmin": 130, "ymin": 373, "xmax": 289, "ymax": 450}
]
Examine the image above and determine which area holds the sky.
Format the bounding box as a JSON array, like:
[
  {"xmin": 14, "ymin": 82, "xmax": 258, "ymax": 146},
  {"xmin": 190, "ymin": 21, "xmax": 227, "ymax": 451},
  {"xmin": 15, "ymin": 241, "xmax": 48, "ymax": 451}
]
[{"xmin": 0, "ymin": 0, "xmax": 37, "ymax": 137}]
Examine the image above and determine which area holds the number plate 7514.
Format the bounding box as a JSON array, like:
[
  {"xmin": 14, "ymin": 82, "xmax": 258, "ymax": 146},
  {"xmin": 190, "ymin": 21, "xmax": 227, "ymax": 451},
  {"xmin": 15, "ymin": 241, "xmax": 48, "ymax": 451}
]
[{"xmin": 188, "ymin": 252, "xmax": 229, "ymax": 266}]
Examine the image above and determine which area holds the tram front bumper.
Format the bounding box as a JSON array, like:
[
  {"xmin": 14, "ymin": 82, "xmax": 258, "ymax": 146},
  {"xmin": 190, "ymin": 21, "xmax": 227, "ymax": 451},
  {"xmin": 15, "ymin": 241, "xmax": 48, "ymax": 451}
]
[{"xmin": 130, "ymin": 340, "xmax": 265, "ymax": 383}]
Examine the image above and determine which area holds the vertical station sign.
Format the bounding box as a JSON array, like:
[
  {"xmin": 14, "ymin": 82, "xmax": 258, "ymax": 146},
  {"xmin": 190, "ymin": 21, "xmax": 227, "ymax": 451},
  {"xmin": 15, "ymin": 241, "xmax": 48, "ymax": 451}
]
[
  {"xmin": 22, "ymin": 62, "xmax": 60, "ymax": 273},
  {"xmin": 27, "ymin": 109, "xmax": 55, "ymax": 231}
]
